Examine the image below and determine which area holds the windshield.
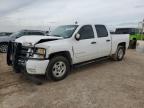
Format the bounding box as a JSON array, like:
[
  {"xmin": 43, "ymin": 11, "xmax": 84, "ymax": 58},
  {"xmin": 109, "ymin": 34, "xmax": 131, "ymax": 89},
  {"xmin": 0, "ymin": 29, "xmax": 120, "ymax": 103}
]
[{"xmin": 50, "ymin": 25, "xmax": 78, "ymax": 38}]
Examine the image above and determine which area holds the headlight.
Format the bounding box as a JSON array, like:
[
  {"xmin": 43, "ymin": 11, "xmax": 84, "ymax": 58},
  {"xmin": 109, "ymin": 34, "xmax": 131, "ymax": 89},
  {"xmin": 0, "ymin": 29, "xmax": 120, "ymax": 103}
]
[
  {"xmin": 33, "ymin": 48, "xmax": 46, "ymax": 59},
  {"xmin": 36, "ymin": 48, "xmax": 46, "ymax": 55}
]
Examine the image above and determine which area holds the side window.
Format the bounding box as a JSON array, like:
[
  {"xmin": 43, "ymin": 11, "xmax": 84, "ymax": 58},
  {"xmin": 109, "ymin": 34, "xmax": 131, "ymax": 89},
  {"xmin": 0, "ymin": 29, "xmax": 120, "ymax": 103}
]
[
  {"xmin": 95, "ymin": 25, "xmax": 108, "ymax": 37},
  {"xmin": 78, "ymin": 25, "xmax": 94, "ymax": 40}
]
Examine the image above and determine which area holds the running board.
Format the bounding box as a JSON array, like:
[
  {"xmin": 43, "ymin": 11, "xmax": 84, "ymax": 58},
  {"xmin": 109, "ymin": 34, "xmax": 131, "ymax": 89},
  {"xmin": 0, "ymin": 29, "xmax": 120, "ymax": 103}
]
[{"xmin": 73, "ymin": 56, "xmax": 110, "ymax": 68}]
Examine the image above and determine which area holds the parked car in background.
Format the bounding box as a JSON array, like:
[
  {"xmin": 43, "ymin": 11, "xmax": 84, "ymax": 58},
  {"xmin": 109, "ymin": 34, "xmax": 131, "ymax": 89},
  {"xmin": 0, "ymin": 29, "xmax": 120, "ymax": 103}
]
[
  {"xmin": 7, "ymin": 24, "xmax": 129, "ymax": 82},
  {"xmin": 115, "ymin": 28, "xmax": 144, "ymax": 48},
  {"xmin": 0, "ymin": 32, "xmax": 13, "ymax": 36},
  {"xmin": 115, "ymin": 28, "xmax": 139, "ymax": 34},
  {"xmin": 0, "ymin": 30, "xmax": 46, "ymax": 53},
  {"xmin": 115, "ymin": 28, "xmax": 144, "ymax": 40}
]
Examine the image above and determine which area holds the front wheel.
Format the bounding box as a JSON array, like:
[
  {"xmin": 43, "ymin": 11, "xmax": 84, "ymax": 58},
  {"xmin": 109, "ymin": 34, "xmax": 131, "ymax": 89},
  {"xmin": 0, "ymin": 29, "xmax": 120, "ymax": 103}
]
[
  {"xmin": 46, "ymin": 56, "xmax": 70, "ymax": 81},
  {"xmin": 0, "ymin": 43, "xmax": 8, "ymax": 53},
  {"xmin": 112, "ymin": 46, "xmax": 125, "ymax": 61}
]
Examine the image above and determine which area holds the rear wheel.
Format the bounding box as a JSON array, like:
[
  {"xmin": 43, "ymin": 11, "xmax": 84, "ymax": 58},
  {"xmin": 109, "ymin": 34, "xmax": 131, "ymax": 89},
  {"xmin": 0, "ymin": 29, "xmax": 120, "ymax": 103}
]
[
  {"xmin": 112, "ymin": 46, "xmax": 125, "ymax": 61},
  {"xmin": 129, "ymin": 40, "xmax": 137, "ymax": 49},
  {"xmin": 46, "ymin": 56, "xmax": 70, "ymax": 81},
  {"xmin": 0, "ymin": 43, "xmax": 8, "ymax": 53}
]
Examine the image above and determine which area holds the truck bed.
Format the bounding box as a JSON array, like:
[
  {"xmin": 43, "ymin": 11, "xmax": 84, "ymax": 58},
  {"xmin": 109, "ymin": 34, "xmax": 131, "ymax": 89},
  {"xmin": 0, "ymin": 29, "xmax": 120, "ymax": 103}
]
[{"xmin": 111, "ymin": 34, "xmax": 129, "ymax": 54}]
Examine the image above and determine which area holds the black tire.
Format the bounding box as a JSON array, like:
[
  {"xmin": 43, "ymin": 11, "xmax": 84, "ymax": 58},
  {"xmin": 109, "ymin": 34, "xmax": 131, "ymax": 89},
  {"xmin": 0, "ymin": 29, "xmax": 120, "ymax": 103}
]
[
  {"xmin": 129, "ymin": 40, "xmax": 137, "ymax": 49},
  {"xmin": 46, "ymin": 56, "xmax": 70, "ymax": 81},
  {"xmin": 7, "ymin": 42, "xmax": 12, "ymax": 65},
  {"xmin": 0, "ymin": 43, "xmax": 8, "ymax": 53},
  {"xmin": 112, "ymin": 46, "xmax": 125, "ymax": 61}
]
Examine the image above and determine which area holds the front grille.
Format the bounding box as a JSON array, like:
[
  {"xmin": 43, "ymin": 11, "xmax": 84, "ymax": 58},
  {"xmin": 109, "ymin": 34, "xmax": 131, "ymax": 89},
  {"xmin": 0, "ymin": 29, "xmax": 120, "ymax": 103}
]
[
  {"xmin": 7, "ymin": 42, "xmax": 35, "ymax": 72},
  {"xmin": 20, "ymin": 46, "xmax": 29, "ymax": 58},
  {"xmin": 11, "ymin": 42, "xmax": 33, "ymax": 64}
]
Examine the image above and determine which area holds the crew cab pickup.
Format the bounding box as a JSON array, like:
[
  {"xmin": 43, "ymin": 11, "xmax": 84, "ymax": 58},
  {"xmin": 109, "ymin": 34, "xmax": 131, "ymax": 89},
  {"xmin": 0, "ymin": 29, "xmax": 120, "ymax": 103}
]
[{"xmin": 7, "ymin": 24, "xmax": 129, "ymax": 81}]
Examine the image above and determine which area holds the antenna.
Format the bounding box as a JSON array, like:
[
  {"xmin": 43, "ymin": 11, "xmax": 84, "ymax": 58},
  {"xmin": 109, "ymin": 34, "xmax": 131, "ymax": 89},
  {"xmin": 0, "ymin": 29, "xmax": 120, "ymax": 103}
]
[{"xmin": 75, "ymin": 21, "xmax": 78, "ymax": 25}]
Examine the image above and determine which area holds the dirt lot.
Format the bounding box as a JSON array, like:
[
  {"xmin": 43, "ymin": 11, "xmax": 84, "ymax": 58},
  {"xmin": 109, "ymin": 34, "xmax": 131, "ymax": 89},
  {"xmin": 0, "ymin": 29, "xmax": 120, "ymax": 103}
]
[{"xmin": 0, "ymin": 50, "xmax": 144, "ymax": 108}]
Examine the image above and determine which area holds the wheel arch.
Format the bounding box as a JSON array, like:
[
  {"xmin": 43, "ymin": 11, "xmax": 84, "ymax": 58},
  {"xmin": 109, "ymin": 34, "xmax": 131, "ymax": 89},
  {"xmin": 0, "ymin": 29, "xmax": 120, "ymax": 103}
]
[
  {"xmin": 117, "ymin": 42, "xmax": 126, "ymax": 53},
  {"xmin": 48, "ymin": 51, "xmax": 73, "ymax": 65},
  {"xmin": 118, "ymin": 42, "xmax": 126, "ymax": 48}
]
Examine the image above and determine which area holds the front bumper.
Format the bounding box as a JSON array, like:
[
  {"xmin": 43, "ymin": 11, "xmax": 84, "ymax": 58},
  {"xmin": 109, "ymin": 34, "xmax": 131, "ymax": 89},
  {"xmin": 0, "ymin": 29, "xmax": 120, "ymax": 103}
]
[
  {"xmin": 7, "ymin": 42, "xmax": 49, "ymax": 75},
  {"xmin": 26, "ymin": 59, "xmax": 49, "ymax": 75},
  {"xmin": 6, "ymin": 42, "xmax": 50, "ymax": 85}
]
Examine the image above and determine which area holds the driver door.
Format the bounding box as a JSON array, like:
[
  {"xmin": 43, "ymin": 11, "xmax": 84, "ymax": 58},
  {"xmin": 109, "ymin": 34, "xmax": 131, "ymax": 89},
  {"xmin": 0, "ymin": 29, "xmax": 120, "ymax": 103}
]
[{"xmin": 73, "ymin": 25, "xmax": 97, "ymax": 63}]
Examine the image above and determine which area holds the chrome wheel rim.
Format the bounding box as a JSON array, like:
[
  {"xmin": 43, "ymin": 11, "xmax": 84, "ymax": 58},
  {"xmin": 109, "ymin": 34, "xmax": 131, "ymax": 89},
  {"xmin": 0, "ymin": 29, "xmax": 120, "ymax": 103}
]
[
  {"xmin": 52, "ymin": 61, "xmax": 66, "ymax": 77},
  {"xmin": 118, "ymin": 49, "xmax": 123, "ymax": 59},
  {"xmin": 0, "ymin": 45, "xmax": 7, "ymax": 53}
]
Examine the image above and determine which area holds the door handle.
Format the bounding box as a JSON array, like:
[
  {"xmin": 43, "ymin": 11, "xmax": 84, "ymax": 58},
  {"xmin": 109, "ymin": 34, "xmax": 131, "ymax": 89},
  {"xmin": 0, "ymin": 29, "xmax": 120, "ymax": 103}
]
[
  {"xmin": 106, "ymin": 39, "xmax": 111, "ymax": 42},
  {"xmin": 91, "ymin": 41, "xmax": 96, "ymax": 44}
]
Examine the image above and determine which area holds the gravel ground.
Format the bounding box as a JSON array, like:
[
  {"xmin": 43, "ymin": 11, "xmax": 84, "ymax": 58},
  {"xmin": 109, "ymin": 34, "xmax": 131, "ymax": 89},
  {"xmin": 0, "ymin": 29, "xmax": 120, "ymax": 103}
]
[{"xmin": 0, "ymin": 50, "xmax": 144, "ymax": 108}]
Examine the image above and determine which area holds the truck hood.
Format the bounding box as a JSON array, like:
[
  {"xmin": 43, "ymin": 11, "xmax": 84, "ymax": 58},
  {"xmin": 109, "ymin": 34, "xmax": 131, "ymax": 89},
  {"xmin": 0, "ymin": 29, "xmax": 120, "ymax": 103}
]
[{"xmin": 15, "ymin": 35, "xmax": 63, "ymax": 46}]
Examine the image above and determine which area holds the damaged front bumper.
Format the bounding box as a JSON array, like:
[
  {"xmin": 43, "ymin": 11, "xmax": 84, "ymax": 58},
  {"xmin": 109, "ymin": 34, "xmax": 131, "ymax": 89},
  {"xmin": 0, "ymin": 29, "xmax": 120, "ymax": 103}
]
[
  {"xmin": 7, "ymin": 42, "xmax": 49, "ymax": 84},
  {"xmin": 26, "ymin": 59, "xmax": 49, "ymax": 75}
]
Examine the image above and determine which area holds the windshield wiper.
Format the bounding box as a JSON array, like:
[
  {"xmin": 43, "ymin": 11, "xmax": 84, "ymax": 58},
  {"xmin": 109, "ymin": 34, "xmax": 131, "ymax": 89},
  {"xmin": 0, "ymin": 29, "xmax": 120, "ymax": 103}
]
[{"xmin": 52, "ymin": 34, "xmax": 61, "ymax": 37}]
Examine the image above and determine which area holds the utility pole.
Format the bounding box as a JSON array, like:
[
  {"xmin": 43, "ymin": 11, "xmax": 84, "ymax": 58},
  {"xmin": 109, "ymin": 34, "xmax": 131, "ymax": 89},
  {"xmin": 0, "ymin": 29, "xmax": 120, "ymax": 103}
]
[
  {"xmin": 141, "ymin": 19, "xmax": 144, "ymax": 40},
  {"xmin": 142, "ymin": 19, "xmax": 144, "ymax": 33},
  {"xmin": 138, "ymin": 19, "xmax": 144, "ymax": 40}
]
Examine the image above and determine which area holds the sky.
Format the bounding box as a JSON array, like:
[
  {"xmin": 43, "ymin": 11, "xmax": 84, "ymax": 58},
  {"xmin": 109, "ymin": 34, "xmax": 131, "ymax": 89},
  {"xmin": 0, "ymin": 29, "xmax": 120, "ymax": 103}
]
[{"xmin": 0, "ymin": 0, "xmax": 144, "ymax": 31}]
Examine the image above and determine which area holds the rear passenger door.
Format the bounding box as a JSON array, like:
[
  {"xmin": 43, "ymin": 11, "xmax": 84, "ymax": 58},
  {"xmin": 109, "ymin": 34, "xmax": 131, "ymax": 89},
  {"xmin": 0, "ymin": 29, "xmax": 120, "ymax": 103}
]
[{"xmin": 95, "ymin": 25, "xmax": 111, "ymax": 57}]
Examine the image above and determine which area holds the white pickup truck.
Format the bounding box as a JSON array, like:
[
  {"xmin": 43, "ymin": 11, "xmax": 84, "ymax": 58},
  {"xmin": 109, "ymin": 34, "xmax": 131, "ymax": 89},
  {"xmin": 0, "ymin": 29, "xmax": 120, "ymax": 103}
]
[{"xmin": 7, "ymin": 24, "xmax": 129, "ymax": 81}]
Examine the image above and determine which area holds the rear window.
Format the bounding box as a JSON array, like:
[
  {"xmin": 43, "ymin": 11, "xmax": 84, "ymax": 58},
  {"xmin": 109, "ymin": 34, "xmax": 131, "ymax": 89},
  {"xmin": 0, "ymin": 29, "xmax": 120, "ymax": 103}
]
[{"xmin": 95, "ymin": 25, "xmax": 108, "ymax": 37}]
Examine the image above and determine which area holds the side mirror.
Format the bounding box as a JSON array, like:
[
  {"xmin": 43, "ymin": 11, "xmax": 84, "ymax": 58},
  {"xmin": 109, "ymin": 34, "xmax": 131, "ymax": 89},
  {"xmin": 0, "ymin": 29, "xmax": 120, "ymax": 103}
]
[{"xmin": 75, "ymin": 33, "xmax": 80, "ymax": 41}]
